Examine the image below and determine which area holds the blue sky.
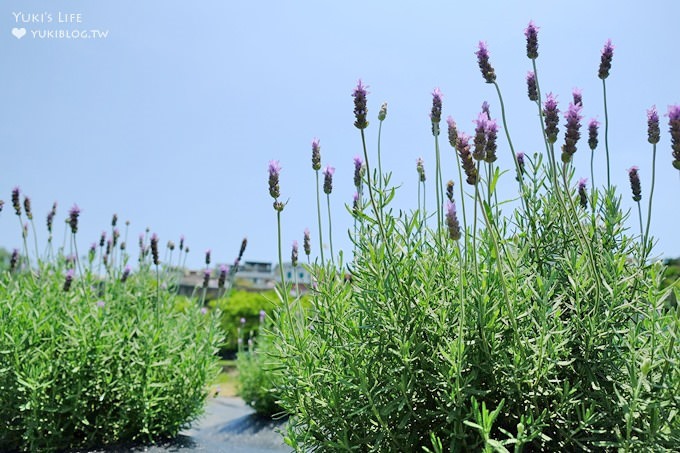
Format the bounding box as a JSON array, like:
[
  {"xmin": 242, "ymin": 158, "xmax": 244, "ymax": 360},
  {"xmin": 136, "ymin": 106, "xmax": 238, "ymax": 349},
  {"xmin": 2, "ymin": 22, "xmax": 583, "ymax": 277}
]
[{"xmin": 2, "ymin": 0, "xmax": 678, "ymax": 270}]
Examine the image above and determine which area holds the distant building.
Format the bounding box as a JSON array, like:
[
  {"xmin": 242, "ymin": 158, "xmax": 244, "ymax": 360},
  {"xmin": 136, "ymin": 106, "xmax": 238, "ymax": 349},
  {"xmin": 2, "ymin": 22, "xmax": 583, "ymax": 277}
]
[{"xmin": 235, "ymin": 261, "xmax": 277, "ymax": 290}]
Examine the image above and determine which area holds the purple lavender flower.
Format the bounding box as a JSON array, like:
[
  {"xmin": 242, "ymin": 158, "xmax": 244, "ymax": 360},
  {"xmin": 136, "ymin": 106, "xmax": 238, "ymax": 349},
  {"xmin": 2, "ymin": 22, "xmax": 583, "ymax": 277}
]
[
  {"xmin": 218, "ymin": 264, "xmax": 228, "ymax": 289},
  {"xmin": 23, "ymin": 197, "xmax": 32, "ymax": 220},
  {"xmin": 167, "ymin": 240, "xmax": 175, "ymax": 251},
  {"xmin": 588, "ymin": 119, "xmax": 600, "ymax": 150},
  {"xmin": 323, "ymin": 165, "xmax": 335, "ymax": 195},
  {"xmin": 669, "ymin": 105, "xmax": 680, "ymax": 169},
  {"xmin": 259, "ymin": 309, "xmax": 266, "ymax": 323},
  {"xmin": 10, "ymin": 248, "xmax": 18, "ymax": 271},
  {"xmin": 378, "ymin": 102, "xmax": 387, "ymax": 121},
  {"xmin": 179, "ymin": 235, "xmax": 185, "ymax": 251},
  {"xmin": 456, "ymin": 132, "xmax": 478, "ymax": 185},
  {"xmin": 68, "ymin": 204, "xmax": 80, "ymax": 234},
  {"xmin": 63, "ymin": 269, "xmax": 74, "ymax": 292},
  {"xmin": 11, "ymin": 187, "xmax": 21, "ymax": 216},
  {"xmin": 543, "ymin": 93, "xmax": 560, "ymax": 144},
  {"xmin": 645, "ymin": 105, "xmax": 660, "ymax": 145},
  {"xmin": 476, "ymin": 41, "xmax": 496, "ymax": 83},
  {"xmin": 238, "ymin": 237, "xmax": 247, "ymax": 261},
  {"xmin": 473, "ymin": 112, "xmax": 488, "ymax": 161},
  {"xmin": 291, "ymin": 240, "xmax": 299, "ymax": 267},
  {"xmin": 89, "ymin": 242, "xmax": 97, "ymax": 259},
  {"xmin": 150, "ymin": 233, "xmax": 160, "ymax": 265},
  {"xmin": 120, "ymin": 241, "xmax": 126, "ymax": 251},
  {"xmin": 430, "ymin": 88, "xmax": 443, "ymax": 136},
  {"xmin": 303, "ymin": 228, "xmax": 311, "ymax": 256},
  {"xmin": 578, "ymin": 178, "xmax": 588, "ymax": 209},
  {"xmin": 598, "ymin": 39, "xmax": 614, "ymax": 80},
  {"xmin": 416, "ymin": 157, "xmax": 426, "ymax": 182},
  {"xmin": 353, "ymin": 155, "xmax": 364, "ymax": 188},
  {"xmin": 484, "ymin": 118, "xmax": 499, "ymax": 163},
  {"xmin": 0, "ymin": 200, "xmax": 3, "ymax": 213},
  {"xmin": 446, "ymin": 180, "xmax": 454, "ymax": 202},
  {"xmin": 200, "ymin": 307, "xmax": 208, "ymax": 315},
  {"xmin": 481, "ymin": 101, "xmax": 491, "ymax": 118},
  {"xmin": 121, "ymin": 265, "xmax": 131, "ymax": 283},
  {"xmin": 352, "ymin": 192, "xmax": 360, "ymax": 215},
  {"xmin": 445, "ymin": 201, "xmax": 461, "ymax": 241},
  {"xmin": 352, "ymin": 79, "xmax": 369, "ymax": 130},
  {"xmin": 268, "ymin": 160, "xmax": 282, "ymax": 199},
  {"xmin": 202, "ymin": 268, "xmax": 211, "ymax": 289},
  {"xmin": 561, "ymin": 102, "xmax": 583, "ymax": 163},
  {"xmin": 572, "ymin": 88, "xmax": 583, "ymax": 107},
  {"xmin": 205, "ymin": 249, "xmax": 211, "ymax": 266},
  {"xmin": 240, "ymin": 317, "xmax": 246, "ymax": 326},
  {"xmin": 525, "ymin": 21, "xmax": 539, "ymax": 59},
  {"xmin": 106, "ymin": 239, "xmax": 112, "ymax": 256},
  {"xmin": 516, "ymin": 152, "xmax": 526, "ymax": 178},
  {"xmin": 526, "ymin": 71, "xmax": 538, "ymax": 102},
  {"xmin": 111, "ymin": 213, "xmax": 118, "ymax": 227},
  {"xmin": 96, "ymin": 300, "xmax": 106, "ymax": 308},
  {"xmin": 112, "ymin": 228, "xmax": 120, "ymax": 247},
  {"xmin": 311, "ymin": 138, "xmax": 321, "ymax": 171},
  {"xmin": 447, "ymin": 117, "xmax": 458, "ymax": 148},
  {"xmin": 628, "ymin": 166, "xmax": 642, "ymax": 202}
]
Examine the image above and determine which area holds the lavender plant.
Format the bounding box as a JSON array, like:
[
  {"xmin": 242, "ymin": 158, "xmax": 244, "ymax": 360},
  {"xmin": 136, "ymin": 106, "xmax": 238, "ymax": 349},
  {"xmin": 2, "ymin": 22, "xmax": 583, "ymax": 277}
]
[
  {"xmin": 266, "ymin": 23, "xmax": 679, "ymax": 452},
  {"xmin": 0, "ymin": 195, "xmax": 223, "ymax": 452}
]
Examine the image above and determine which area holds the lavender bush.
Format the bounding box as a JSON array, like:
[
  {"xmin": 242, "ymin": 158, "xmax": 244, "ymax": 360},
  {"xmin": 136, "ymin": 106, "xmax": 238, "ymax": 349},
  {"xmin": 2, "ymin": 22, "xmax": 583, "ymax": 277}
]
[{"xmin": 265, "ymin": 23, "xmax": 679, "ymax": 451}]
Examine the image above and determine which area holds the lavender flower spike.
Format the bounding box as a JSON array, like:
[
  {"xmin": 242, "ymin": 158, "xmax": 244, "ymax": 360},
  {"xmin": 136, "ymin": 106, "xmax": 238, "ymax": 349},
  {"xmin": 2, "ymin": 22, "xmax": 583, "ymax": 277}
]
[
  {"xmin": 543, "ymin": 93, "xmax": 560, "ymax": 144},
  {"xmin": 475, "ymin": 41, "xmax": 496, "ymax": 83},
  {"xmin": 473, "ymin": 112, "xmax": 488, "ymax": 161},
  {"xmin": 572, "ymin": 88, "xmax": 583, "ymax": 107},
  {"xmin": 516, "ymin": 152, "xmax": 526, "ymax": 178},
  {"xmin": 353, "ymin": 155, "xmax": 364, "ymax": 188},
  {"xmin": 484, "ymin": 118, "xmax": 499, "ymax": 163},
  {"xmin": 268, "ymin": 160, "xmax": 281, "ymax": 199},
  {"xmin": 323, "ymin": 165, "xmax": 335, "ymax": 194},
  {"xmin": 430, "ymin": 88, "xmax": 443, "ymax": 136},
  {"xmin": 11, "ymin": 187, "xmax": 21, "ymax": 216},
  {"xmin": 456, "ymin": 132, "xmax": 478, "ymax": 185},
  {"xmin": 669, "ymin": 105, "xmax": 680, "ymax": 169},
  {"xmin": 446, "ymin": 117, "xmax": 458, "ymax": 148},
  {"xmin": 526, "ymin": 72, "xmax": 538, "ymax": 101},
  {"xmin": 598, "ymin": 39, "xmax": 614, "ymax": 80},
  {"xmin": 647, "ymin": 106, "xmax": 660, "ymax": 145},
  {"xmin": 446, "ymin": 180, "xmax": 454, "ymax": 202},
  {"xmin": 218, "ymin": 264, "xmax": 228, "ymax": 289},
  {"xmin": 445, "ymin": 201, "xmax": 461, "ymax": 241},
  {"xmin": 352, "ymin": 79, "xmax": 369, "ymax": 130},
  {"xmin": 291, "ymin": 240, "xmax": 299, "ymax": 266},
  {"xmin": 63, "ymin": 269, "xmax": 75, "ymax": 292},
  {"xmin": 311, "ymin": 138, "xmax": 321, "ymax": 171},
  {"xmin": 416, "ymin": 157, "xmax": 426, "ymax": 182},
  {"xmin": 205, "ymin": 249, "xmax": 211, "ymax": 266},
  {"xmin": 23, "ymin": 197, "xmax": 33, "ymax": 220},
  {"xmin": 588, "ymin": 119, "xmax": 600, "ymax": 150},
  {"xmin": 524, "ymin": 21, "xmax": 539, "ymax": 59},
  {"xmin": 303, "ymin": 228, "xmax": 311, "ymax": 256},
  {"xmin": 561, "ymin": 102, "xmax": 583, "ymax": 163},
  {"xmin": 68, "ymin": 204, "xmax": 80, "ymax": 234},
  {"xmin": 628, "ymin": 166, "xmax": 642, "ymax": 202},
  {"xmin": 578, "ymin": 178, "xmax": 588, "ymax": 209},
  {"xmin": 150, "ymin": 233, "xmax": 160, "ymax": 265}
]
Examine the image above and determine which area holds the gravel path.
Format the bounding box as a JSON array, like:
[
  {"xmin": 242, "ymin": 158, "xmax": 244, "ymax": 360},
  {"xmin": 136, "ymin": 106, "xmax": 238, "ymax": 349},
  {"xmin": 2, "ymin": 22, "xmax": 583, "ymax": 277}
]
[{"xmin": 86, "ymin": 397, "xmax": 290, "ymax": 453}]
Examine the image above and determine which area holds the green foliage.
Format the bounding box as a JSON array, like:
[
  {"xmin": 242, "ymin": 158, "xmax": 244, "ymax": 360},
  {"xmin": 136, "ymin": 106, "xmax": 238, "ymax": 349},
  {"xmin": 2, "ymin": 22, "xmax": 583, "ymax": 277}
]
[
  {"xmin": 0, "ymin": 235, "xmax": 223, "ymax": 451},
  {"xmin": 267, "ymin": 30, "xmax": 680, "ymax": 451},
  {"xmin": 211, "ymin": 290, "xmax": 276, "ymax": 352}
]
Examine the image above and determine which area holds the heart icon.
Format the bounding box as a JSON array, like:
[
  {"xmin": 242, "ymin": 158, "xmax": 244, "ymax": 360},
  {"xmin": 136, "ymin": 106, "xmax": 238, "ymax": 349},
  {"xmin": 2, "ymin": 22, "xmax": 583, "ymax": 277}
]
[{"xmin": 12, "ymin": 27, "xmax": 26, "ymax": 39}]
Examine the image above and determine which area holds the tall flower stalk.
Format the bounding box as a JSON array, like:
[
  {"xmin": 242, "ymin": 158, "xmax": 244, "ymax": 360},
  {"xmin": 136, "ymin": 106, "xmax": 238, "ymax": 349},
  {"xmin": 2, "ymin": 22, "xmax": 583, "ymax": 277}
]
[
  {"xmin": 642, "ymin": 106, "xmax": 660, "ymax": 260},
  {"xmin": 311, "ymin": 138, "xmax": 325, "ymax": 264},
  {"xmin": 323, "ymin": 165, "xmax": 336, "ymax": 266},
  {"xmin": 431, "ymin": 88, "xmax": 444, "ymax": 233},
  {"xmin": 598, "ymin": 39, "xmax": 614, "ymax": 189}
]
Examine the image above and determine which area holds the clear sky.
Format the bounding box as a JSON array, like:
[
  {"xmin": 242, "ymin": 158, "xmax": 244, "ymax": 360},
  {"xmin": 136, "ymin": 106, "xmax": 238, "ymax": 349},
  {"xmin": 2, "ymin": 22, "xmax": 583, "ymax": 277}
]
[{"xmin": 2, "ymin": 0, "xmax": 678, "ymax": 270}]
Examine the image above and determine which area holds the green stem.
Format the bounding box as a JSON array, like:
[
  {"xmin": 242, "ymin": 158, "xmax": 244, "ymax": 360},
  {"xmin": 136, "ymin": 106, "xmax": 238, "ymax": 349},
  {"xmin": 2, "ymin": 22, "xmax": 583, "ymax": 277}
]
[
  {"xmin": 277, "ymin": 209, "xmax": 298, "ymax": 346},
  {"xmin": 377, "ymin": 119, "xmax": 384, "ymax": 189},
  {"xmin": 642, "ymin": 144, "xmax": 657, "ymax": 261},
  {"xmin": 602, "ymin": 79, "xmax": 611, "ymax": 189},
  {"xmin": 360, "ymin": 129, "xmax": 387, "ymax": 242},
  {"xmin": 492, "ymin": 82, "xmax": 522, "ymax": 189},
  {"xmin": 326, "ymin": 193, "xmax": 335, "ymax": 267},
  {"xmin": 636, "ymin": 202, "xmax": 644, "ymax": 245},
  {"xmin": 315, "ymin": 170, "xmax": 325, "ymax": 265},
  {"xmin": 434, "ymin": 135, "xmax": 443, "ymax": 233}
]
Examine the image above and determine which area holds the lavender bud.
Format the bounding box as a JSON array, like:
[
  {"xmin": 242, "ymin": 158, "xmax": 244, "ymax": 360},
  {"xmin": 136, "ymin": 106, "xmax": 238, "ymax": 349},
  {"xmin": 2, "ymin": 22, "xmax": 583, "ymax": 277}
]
[
  {"xmin": 89, "ymin": 243, "xmax": 97, "ymax": 258},
  {"xmin": 0, "ymin": 200, "xmax": 4, "ymax": 213},
  {"xmin": 323, "ymin": 165, "xmax": 335, "ymax": 195},
  {"xmin": 239, "ymin": 237, "xmax": 248, "ymax": 261},
  {"xmin": 167, "ymin": 240, "xmax": 175, "ymax": 251},
  {"xmin": 63, "ymin": 269, "xmax": 74, "ymax": 292},
  {"xmin": 291, "ymin": 240, "xmax": 299, "ymax": 267},
  {"xmin": 111, "ymin": 213, "xmax": 118, "ymax": 227},
  {"xmin": 628, "ymin": 166, "xmax": 642, "ymax": 202},
  {"xmin": 303, "ymin": 228, "xmax": 311, "ymax": 256},
  {"xmin": 416, "ymin": 157, "xmax": 426, "ymax": 182},
  {"xmin": 524, "ymin": 21, "xmax": 539, "ymax": 59},
  {"xmin": 112, "ymin": 228, "xmax": 120, "ymax": 247},
  {"xmin": 353, "ymin": 156, "xmax": 364, "ymax": 189},
  {"xmin": 669, "ymin": 105, "xmax": 680, "ymax": 170},
  {"xmin": 150, "ymin": 233, "xmax": 160, "ymax": 265},
  {"xmin": 352, "ymin": 79, "xmax": 369, "ymax": 130},
  {"xmin": 218, "ymin": 264, "xmax": 227, "ymax": 289},
  {"xmin": 22, "ymin": 222, "xmax": 28, "ymax": 239},
  {"xmin": 23, "ymin": 197, "xmax": 32, "ymax": 220},
  {"xmin": 446, "ymin": 180, "xmax": 454, "ymax": 202},
  {"xmin": 447, "ymin": 117, "xmax": 458, "ymax": 148},
  {"xmin": 543, "ymin": 93, "xmax": 560, "ymax": 144},
  {"xmin": 240, "ymin": 317, "xmax": 246, "ymax": 326},
  {"xmin": 378, "ymin": 102, "xmax": 387, "ymax": 121},
  {"xmin": 268, "ymin": 160, "xmax": 282, "ymax": 201},
  {"xmin": 100, "ymin": 232, "xmax": 107, "ymax": 248},
  {"xmin": 578, "ymin": 178, "xmax": 588, "ymax": 209},
  {"xmin": 598, "ymin": 39, "xmax": 614, "ymax": 80},
  {"xmin": 121, "ymin": 266, "xmax": 131, "ymax": 282},
  {"xmin": 475, "ymin": 41, "xmax": 496, "ymax": 83},
  {"xmin": 484, "ymin": 118, "xmax": 499, "ymax": 163},
  {"xmin": 647, "ymin": 105, "xmax": 660, "ymax": 145},
  {"xmin": 11, "ymin": 187, "xmax": 21, "ymax": 216},
  {"xmin": 473, "ymin": 112, "xmax": 488, "ymax": 161},
  {"xmin": 205, "ymin": 249, "xmax": 211, "ymax": 266},
  {"xmin": 561, "ymin": 102, "xmax": 583, "ymax": 163},
  {"xmin": 259, "ymin": 309, "xmax": 266, "ymax": 323},
  {"xmin": 120, "ymin": 241, "xmax": 126, "ymax": 251},
  {"xmin": 526, "ymin": 71, "xmax": 538, "ymax": 102},
  {"xmin": 516, "ymin": 152, "xmax": 526, "ymax": 177},
  {"xmin": 10, "ymin": 248, "xmax": 19, "ymax": 271},
  {"xmin": 68, "ymin": 204, "xmax": 80, "ymax": 234},
  {"xmin": 430, "ymin": 88, "xmax": 443, "ymax": 136},
  {"xmin": 352, "ymin": 192, "xmax": 360, "ymax": 215},
  {"xmin": 311, "ymin": 138, "xmax": 322, "ymax": 171},
  {"xmin": 456, "ymin": 132, "xmax": 478, "ymax": 185},
  {"xmin": 202, "ymin": 268, "xmax": 211, "ymax": 289},
  {"xmin": 588, "ymin": 119, "xmax": 599, "ymax": 150},
  {"xmin": 179, "ymin": 235, "xmax": 185, "ymax": 251},
  {"xmin": 106, "ymin": 239, "xmax": 112, "ymax": 256},
  {"xmin": 445, "ymin": 201, "xmax": 462, "ymax": 241}
]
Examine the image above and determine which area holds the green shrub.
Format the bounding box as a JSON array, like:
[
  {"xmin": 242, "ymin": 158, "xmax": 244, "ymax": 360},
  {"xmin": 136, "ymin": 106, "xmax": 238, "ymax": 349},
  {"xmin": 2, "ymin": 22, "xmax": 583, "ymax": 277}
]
[
  {"xmin": 211, "ymin": 290, "xmax": 276, "ymax": 353},
  {"xmin": 266, "ymin": 25, "xmax": 680, "ymax": 451},
  {"xmin": 0, "ymin": 207, "xmax": 223, "ymax": 452}
]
